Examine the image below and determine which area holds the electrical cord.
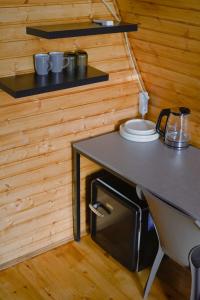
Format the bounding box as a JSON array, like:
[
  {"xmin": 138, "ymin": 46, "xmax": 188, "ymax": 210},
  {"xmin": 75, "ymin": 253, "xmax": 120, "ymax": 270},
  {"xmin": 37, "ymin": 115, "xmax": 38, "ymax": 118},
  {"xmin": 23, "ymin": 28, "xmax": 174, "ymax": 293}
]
[{"xmin": 100, "ymin": 0, "xmax": 146, "ymax": 92}]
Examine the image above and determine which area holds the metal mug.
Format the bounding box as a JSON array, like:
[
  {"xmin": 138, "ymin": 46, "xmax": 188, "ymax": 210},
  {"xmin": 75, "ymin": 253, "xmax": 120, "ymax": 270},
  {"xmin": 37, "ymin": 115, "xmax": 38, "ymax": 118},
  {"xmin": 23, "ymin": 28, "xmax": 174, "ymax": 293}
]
[
  {"xmin": 64, "ymin": 51, "xmax": 77, "ymax": 76},
  {"xmin": 76, "ymin": 50, "xmax": 88, "ymax": 75}
]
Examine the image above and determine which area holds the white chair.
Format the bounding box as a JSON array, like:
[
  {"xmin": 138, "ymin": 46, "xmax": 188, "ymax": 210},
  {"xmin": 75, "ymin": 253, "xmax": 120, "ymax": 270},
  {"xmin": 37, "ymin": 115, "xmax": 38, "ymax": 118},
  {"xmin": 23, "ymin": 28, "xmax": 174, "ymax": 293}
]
[{"xmin": 142, "ymin": 189, "xmax": 200, "ymax": 300}]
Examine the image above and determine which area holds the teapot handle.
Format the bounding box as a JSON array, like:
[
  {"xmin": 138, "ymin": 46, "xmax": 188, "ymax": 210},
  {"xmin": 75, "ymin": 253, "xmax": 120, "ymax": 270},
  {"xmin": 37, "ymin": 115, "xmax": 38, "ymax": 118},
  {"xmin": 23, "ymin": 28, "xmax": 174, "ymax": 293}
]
[{"xmin": 156, "ymin": 108, "xmax": 171, "ymax": 137}]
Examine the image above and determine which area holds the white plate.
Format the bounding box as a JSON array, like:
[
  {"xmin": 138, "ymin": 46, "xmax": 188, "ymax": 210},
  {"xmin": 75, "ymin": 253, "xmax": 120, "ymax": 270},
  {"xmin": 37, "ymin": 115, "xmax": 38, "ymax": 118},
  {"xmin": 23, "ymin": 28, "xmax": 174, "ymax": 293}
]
[
  {"xmin": 124, "ymin": 119, "xmax": 156, "ymax": 135},
  {"xmin": 120, "ymin": 124, "xmax": 159, "ymax": 142}
]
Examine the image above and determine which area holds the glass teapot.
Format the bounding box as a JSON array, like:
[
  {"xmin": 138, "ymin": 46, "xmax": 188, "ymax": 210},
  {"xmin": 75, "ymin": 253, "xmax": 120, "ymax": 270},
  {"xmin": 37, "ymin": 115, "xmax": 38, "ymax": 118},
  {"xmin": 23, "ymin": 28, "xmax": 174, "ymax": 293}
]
[{"xmin": 156, "ymin": 107, "xmax": 191, "ymax": 149}]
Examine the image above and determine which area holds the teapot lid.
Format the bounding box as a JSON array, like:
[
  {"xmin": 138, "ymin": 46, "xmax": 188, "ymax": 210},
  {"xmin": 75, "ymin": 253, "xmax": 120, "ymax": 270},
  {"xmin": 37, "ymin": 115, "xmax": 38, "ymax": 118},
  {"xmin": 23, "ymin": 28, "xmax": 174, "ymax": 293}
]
[{"xmin": 171, "ymin": 107, "xmax": 190, "ymax": 116}]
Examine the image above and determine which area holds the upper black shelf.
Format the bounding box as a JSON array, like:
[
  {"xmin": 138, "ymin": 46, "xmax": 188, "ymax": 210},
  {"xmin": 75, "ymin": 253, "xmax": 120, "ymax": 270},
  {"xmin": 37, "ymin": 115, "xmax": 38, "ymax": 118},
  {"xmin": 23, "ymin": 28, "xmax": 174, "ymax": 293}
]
[
  {"xmin": 0, "ymin": 66, "xmax": 109, "ymax": 98},
  {"xmin": 26, "ymin": 22, "xmax": 138, "ymax": 39}
]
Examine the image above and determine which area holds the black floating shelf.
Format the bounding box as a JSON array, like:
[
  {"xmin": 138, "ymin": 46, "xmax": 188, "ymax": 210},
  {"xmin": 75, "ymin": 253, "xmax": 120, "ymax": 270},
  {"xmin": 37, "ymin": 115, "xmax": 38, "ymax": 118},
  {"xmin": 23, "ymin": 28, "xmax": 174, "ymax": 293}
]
[
  {"xmin": 0, "ymin": 66, "xmax": 109, "ymax": 98},
  {"xmin": 26, "ymin": 22, "xmax": 137, "ymax": 39}
]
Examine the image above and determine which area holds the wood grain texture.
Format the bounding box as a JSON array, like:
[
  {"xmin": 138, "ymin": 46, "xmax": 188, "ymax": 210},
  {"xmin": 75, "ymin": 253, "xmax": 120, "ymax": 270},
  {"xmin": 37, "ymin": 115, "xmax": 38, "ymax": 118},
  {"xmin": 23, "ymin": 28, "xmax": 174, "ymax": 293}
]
[
  {"xmin": 0, "ymin": 0, "xmax": 139, "ymax": 267},
  {"xmin": 0, "ymin": 235, "xmax": 186, "ymax": 300},
  {"xmin": 116, "ymin": 0, "xmax": 200, "ymax": 296},
  {"xmin": 117, "ymin": 0, "xmax": 200, "ymax": 147}
]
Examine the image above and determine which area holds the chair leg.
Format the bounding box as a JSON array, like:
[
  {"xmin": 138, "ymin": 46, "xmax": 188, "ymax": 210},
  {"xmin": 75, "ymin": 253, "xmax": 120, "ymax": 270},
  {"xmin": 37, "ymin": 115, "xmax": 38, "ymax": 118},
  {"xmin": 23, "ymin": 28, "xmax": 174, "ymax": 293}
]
[
  {"xmin": 143, "ymin": 245, "xmax": 164, "ymax": 300},
  {"xmin": 189, "ymin": 245, "xmax": 200, "ymax": 300}
]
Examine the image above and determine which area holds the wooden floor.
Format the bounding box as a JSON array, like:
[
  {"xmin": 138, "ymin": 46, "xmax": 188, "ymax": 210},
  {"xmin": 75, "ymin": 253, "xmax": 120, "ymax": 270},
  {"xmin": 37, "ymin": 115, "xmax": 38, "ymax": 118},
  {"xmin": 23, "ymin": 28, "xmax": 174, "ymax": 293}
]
[{"xmin": 0, "ymin": 235, "xmax": 184, "ymax": 300}]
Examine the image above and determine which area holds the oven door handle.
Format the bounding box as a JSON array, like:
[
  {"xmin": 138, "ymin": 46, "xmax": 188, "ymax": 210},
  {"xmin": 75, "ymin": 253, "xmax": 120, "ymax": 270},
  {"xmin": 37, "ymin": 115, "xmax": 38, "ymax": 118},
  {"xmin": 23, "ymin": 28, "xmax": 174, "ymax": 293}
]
[{"xmin": 89, "ymin": 203, "xmax": 104, "ymax": 218}]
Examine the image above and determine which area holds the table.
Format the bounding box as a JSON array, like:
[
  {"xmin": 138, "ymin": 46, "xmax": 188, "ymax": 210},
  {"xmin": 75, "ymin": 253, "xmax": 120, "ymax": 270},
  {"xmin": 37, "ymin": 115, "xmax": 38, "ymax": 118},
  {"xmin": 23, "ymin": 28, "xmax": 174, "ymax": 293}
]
[{"xmin": 72, "ymin": 131, "xmax": 200, "ymax": 241}]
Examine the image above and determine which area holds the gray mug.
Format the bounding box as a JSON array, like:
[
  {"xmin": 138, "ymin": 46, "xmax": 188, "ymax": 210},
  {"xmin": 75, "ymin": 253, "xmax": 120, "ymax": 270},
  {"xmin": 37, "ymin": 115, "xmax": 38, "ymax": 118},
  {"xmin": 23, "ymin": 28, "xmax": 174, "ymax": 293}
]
[
  {"xmin": 49, "ymin": 52, "xmax": 69, "ymax": 73},
  {"xmin": 34, "ymin": 53, "xmax": 51, "ymax": 76}
]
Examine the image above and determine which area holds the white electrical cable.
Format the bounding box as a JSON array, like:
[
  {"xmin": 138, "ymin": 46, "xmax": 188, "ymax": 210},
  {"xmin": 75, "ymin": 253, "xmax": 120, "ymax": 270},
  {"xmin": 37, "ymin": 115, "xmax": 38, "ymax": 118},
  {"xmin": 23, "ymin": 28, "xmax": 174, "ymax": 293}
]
[
  {"xmin": 92, "ymin": 0, "xmax": 149, "ymax": 118},
  {"xmin": 100, "ymin": 0, "xmax": 146, "ymax": 92},
  {"xmin": 101, "ymin": 0, "xmax": 121, "ymax": 22},
  {"xmin": 99, "ymin": 0, "xmax": 150, "ymax": 118}
]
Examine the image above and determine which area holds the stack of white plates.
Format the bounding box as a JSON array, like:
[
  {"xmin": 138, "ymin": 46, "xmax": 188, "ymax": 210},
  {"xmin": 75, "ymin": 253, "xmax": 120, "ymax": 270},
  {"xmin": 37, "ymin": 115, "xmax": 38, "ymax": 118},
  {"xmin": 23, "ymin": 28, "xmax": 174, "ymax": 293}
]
[{"xmin": 119, "ymin": 119, "xmax": 159, "ymax": 142}]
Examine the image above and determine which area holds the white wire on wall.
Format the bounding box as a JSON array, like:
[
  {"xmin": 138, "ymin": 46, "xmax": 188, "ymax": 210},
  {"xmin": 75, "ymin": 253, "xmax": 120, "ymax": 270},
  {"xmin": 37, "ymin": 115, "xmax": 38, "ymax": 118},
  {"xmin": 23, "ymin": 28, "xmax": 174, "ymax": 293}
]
[{"xmin": 100, "ymin": 0, "xmax": 146, "ymax": 93}]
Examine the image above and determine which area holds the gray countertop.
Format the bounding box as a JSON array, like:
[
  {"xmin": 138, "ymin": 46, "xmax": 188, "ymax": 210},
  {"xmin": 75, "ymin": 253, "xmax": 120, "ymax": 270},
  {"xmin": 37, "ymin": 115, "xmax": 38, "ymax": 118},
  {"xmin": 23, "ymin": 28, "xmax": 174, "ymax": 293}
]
[{"xmin": 74, "ymin": 131, "xmax": 200, "ymax": 220}]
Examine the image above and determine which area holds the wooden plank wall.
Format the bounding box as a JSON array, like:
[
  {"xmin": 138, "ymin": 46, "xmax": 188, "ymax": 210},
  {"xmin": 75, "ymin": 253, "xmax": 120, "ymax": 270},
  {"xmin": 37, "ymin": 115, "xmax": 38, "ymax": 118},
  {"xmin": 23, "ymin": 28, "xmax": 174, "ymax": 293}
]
[
  {"xmin": 117, "ymin": 0, "xmax": 200, "ymax": 147},
  {"xmin": 116, "ymin": 1, "xmax": 199, "ymax": 297},
  {"xmin": 0, "ymin": 0, "xmax": 139, "ymax": 268}
]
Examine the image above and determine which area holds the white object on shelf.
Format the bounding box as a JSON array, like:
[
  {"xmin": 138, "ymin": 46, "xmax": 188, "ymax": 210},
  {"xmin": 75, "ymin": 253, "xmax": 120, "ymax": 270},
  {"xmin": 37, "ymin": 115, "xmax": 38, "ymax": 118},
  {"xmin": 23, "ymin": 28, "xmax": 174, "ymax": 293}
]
[
  {"xmin": 119, "ymin": 124, "xmax": 159, "ymax": 142},
  {"xmin": 124, "ymin": 119, "xmax": 156, "ymax": 136},
  {"xmin": 92, "ymin": 19, "xmax": 114, "ymax": 26}
]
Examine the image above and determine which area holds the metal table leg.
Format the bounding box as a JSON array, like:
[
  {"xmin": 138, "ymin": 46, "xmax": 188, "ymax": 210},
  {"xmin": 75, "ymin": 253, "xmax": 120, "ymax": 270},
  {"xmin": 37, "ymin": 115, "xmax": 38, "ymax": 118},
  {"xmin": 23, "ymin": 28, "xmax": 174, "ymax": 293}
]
[
  {"xmin": 190, "ymin": 245, "xmax": 200, "ymax": 300},
  {"xmin": 72, "ymin": 148, "xmax": 80, "ymax": 241}
]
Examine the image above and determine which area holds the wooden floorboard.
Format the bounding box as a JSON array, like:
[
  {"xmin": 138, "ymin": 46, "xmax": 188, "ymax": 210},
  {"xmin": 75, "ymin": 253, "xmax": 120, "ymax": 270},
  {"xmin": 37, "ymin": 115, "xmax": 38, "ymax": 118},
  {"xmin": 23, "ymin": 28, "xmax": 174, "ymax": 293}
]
[{"xmin": 0, "ymin": 235, "xmax": 185, "ymax": 300}]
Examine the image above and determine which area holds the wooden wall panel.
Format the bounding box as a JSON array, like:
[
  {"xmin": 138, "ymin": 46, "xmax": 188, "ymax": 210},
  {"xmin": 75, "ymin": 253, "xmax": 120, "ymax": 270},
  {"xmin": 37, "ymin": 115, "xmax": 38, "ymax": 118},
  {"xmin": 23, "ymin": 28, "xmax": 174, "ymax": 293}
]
[
  {"xmin": 117, "ymin": 0, "xmax": 200, "ymax": 147},
  {"xmin": 117, "ymin": 0, "xmax": 199, "ymax": 296},
  {"xmin": 0, "ymin": 0, "xmax": 139, "ymax": 268}
]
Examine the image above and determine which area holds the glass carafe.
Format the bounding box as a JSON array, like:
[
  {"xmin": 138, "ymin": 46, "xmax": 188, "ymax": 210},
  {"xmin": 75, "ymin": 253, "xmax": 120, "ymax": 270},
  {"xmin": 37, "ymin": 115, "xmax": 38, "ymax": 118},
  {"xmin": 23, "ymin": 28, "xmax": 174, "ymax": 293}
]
[{"xmin": 156, "ymin": 107, "xmax": 191, "ymax": 149}]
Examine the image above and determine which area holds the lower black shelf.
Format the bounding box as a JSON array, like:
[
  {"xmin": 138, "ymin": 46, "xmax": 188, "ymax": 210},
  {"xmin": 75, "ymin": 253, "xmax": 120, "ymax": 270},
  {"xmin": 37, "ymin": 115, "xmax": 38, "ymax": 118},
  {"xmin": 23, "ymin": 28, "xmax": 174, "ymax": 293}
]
[{"xmin": 0, "ymin": 66, "xmax": 109, "ymax": 98}]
